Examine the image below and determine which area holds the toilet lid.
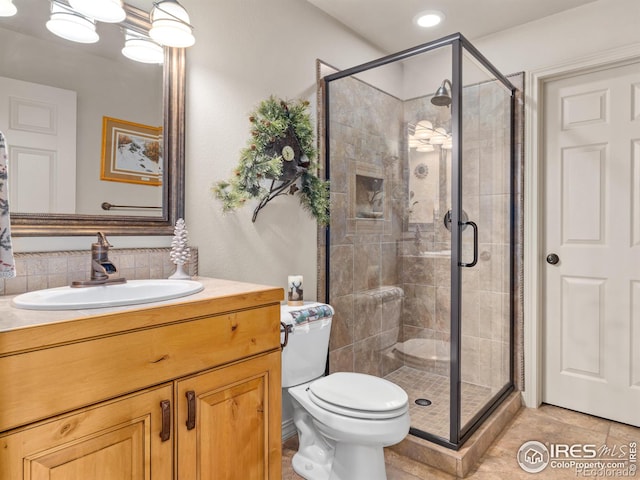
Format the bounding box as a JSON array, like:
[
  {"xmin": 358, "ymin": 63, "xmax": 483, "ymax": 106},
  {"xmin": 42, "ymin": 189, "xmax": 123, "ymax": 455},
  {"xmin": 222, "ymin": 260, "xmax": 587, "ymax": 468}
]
[{"xmin": 308, "ymin": 372, "xmax": 408, "ymax": 419}]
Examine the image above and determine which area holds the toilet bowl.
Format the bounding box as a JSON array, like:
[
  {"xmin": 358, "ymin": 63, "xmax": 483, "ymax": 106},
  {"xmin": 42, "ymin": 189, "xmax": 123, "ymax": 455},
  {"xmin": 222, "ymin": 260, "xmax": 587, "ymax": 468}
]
[{"xmin": 281, "ymin": 303, "xmax": 410, "ymax": 480}]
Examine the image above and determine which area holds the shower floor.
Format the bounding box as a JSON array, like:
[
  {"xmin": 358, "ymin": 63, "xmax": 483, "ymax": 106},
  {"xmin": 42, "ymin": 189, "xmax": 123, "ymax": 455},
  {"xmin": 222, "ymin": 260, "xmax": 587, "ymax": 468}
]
[{"xmin": 384, "ymin": 366, "xmax": 493, "ymax": 440}]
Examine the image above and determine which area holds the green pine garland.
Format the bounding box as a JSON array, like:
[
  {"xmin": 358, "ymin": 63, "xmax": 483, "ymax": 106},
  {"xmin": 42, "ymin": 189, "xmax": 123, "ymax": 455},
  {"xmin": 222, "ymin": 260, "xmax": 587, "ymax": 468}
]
[{"xmin": 213, "ymin": 96, "xmax": 330, "ymax": 225}]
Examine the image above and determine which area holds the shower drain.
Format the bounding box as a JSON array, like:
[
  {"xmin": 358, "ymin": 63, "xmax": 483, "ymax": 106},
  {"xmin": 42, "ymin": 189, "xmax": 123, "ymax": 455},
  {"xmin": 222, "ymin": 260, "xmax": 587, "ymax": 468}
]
[{"xmin": 415, "ymin": 398, "xmax": 432, "ymax": 406}]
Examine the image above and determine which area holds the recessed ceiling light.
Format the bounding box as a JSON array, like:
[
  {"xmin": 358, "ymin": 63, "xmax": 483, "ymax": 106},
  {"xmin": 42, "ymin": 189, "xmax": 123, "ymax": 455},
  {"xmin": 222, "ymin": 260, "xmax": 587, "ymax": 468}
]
[{"xmin": 414, "ymin": 10, "xmax": 444, "ymax": 28}]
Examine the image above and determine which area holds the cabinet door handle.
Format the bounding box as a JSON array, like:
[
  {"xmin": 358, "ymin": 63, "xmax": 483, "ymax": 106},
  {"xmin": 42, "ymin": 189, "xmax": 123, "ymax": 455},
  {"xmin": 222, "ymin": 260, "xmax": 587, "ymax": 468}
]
[
  {"xmin": 281, "ymin": 321, "xmax": 292, "ymax": 349},
  {"xmin": 160, "ymin": 400, "xmax": 171, "ymax": 442},
  {"xmin": 186, "ymin": 390, "xmax": 196, "ymax": 430}
]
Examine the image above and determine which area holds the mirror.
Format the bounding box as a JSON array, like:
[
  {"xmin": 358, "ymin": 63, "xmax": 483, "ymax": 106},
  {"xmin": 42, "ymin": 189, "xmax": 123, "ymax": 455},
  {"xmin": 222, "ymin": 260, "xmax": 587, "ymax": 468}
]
[
  {"xmin": 407, "ymin": 146, "xmax": 450, "ymax": 227},
  {"xmin": 405, "ymin": 105, "xmax": 452, "ymax": 232},
  {"xmin": 0, "ymin": 3, "xmax": 184, "ymax": 236}
]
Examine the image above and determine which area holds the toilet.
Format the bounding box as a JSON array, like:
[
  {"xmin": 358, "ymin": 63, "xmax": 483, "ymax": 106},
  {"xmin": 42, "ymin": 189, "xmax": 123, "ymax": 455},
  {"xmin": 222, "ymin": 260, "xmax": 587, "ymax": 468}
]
[{"xmin": 281, "ymin": 303, "xmax": 410, "ymax": 480}]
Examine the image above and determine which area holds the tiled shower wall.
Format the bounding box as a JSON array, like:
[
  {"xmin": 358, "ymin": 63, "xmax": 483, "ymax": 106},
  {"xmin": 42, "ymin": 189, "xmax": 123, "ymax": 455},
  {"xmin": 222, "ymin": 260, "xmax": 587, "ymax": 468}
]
[
  {"xmin": 325, "ymin": 74, "xmax": 406, "ymax": 378},
  {"xmin": 0, "ymin": 247, "xmax": 199, "ymax": 296},
  {"xmin": 321, "ymin": 70, "xmax": 524, "ymax": 392}
]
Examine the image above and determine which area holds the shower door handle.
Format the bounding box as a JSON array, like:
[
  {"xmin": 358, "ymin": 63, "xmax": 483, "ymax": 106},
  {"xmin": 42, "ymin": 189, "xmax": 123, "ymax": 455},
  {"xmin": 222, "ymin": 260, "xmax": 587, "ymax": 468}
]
[{"xmin": 459, "ymin": 221, "xmax": 478, "ymax": 268}]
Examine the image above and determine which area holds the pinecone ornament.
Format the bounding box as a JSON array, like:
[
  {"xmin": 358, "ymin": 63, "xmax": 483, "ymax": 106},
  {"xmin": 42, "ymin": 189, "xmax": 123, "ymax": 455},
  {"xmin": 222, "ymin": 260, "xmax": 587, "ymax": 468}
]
[{"xmin": 169, "ymin": 218, "xmax": 191, "ymax": 279}]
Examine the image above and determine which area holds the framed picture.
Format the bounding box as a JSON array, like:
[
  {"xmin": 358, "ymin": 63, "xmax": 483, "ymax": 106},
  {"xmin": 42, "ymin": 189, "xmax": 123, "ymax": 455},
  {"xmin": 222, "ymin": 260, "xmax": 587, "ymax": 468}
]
[{"xmin": 101, "ymin": 116, "xmax": 163, "ymax": 186}]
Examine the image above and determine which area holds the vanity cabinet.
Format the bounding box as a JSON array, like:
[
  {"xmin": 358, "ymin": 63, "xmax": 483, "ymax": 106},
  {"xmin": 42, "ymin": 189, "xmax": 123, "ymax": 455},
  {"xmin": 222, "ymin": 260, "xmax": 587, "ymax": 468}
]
[
  {"xmin": 0, "ymin": 385, "xmax": 173, "ymax": 479},
  {"xmin": 0, "ymin": 278, "xmax": 283, "ymax": 480},
  {"xmin": 176, "ymin": 350, "xmax": 281, "ymax": 479}
]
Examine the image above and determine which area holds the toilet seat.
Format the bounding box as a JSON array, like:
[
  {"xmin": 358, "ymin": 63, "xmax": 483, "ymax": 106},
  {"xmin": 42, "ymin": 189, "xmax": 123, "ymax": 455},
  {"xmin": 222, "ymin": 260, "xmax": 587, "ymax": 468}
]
[{"xmin": 308, "ymin": 372, "xmax": 408, "ymax": 420}]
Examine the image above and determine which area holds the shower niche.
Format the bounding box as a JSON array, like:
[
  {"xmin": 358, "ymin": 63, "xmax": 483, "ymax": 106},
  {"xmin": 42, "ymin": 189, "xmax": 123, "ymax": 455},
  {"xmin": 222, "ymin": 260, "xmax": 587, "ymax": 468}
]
[
  {"xmin": 347, "ymin": 160, "xmax": 394, "ymax": 235},
  {"xmin": 355, "ymin": 174, "xmax": 384, "ymax": 219},
  {"xmin": 320, "ymin": 33, "xmax": 521, "ymax": 452}
]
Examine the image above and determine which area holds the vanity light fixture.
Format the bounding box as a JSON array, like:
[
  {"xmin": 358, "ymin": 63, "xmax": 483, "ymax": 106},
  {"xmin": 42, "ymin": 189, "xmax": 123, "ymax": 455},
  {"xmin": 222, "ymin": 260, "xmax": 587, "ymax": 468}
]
[
  {"xmin": 429, "ymin": 127, "xmax": 448, "ymax": 145},
  {"xmin": 122, "ymin": 31, "xmax": 164, "ymax": 64},
  {"xmin": 149, "ymin": 0, "xmax": 195, "ymax": 48},
  {"xmin": 46, "ymin": 1, "xmax": 99, "ymax": 44},
  {"xmin": 69, "ymin": 0, "xmax": 126, "ymax": 23},
  {"xmin": 415, "ymin": 120, "xmax": 434, "ymax": 140},
  {"xmin": 416, "ymin": 144, "xmax": 435, "ymax": 153},
  {"xmin": 408, "ymin": 121, "xmax": 451, "ymax": 152},
  {"xmin": 414, "ymin": 10, "xmax": 444, "ymax": 28},
  {"xmin": 0, "ymin": 0, "xmax": 17, "ymax": 17}
]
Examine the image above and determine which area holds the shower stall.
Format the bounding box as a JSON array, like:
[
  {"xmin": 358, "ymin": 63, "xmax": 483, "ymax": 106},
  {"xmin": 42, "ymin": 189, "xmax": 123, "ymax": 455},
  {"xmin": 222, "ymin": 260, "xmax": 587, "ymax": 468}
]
[{"xmin": 321, "ymin": 33, "xmax": 518, "ymax": 449}]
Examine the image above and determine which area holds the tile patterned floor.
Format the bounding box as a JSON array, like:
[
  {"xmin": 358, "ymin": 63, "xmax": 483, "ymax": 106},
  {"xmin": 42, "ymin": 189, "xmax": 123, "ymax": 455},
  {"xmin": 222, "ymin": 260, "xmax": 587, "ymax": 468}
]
[
  {"xmin": 384, "ymin": 366, "xmax": 494, "ymax": 439},
  {"xmin": 282, "ymin": 403, "xmax": 640, "ymax": 479}
]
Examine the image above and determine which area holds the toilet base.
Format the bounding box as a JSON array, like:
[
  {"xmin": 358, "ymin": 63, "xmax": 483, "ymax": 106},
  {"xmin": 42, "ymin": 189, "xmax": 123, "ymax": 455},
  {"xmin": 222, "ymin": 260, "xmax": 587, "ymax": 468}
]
[
  {"xmin": 292, "ymin": 450, "xmax": 332, "ymax": 480},
  {"xmin": 330, "ymin": 443, "xmax": 387, "ymax": 480},
  {"xmin": 292, "ymin": 443, "xmax": 387, "ymax": 480}
]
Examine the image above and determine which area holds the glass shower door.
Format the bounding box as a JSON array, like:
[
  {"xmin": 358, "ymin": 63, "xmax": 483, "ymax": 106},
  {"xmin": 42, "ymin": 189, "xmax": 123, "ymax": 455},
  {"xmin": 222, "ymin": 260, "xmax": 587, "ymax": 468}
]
[{"xmin": 457, "ymin": 48, "xmax": 514, "ymax": 439}]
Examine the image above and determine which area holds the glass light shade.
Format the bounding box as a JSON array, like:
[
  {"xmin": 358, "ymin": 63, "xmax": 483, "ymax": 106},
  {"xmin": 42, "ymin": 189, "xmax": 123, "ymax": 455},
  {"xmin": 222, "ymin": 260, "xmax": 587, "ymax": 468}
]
[
  {"xmin": 416, "ymin": 144, "xmax": 435, "ymax": 153},
  {"xmin": 122, "ymin": 35, "xmax": 164, "ymax": 64},
  {"xmin": 149, "ymin": 0, "xmax": 195, "ymax": 48},
  {"xmin": 429, "ymin": 127, "xmax": 448, "ymax": 145},
  {"xmin": 442, "ymin": 141, "xmax": 453, "ymax": 150},
  {"xmin": 408, "ymin": 137, "xmax": 420, "ymax": 149},
  {"xmin": 69, "ymin": 0, "xmax": 126, "ymax": 23},
  {"xmin": 415, "ymin": 120, "xmax": 433, "ymax": 139},
  {"xmin": 0, "ymin": 0, "xmax": 17, "ymax": 17},
  {"xmin": 46, "ymin": 4, "xmax": 99, "ymax": 44}
]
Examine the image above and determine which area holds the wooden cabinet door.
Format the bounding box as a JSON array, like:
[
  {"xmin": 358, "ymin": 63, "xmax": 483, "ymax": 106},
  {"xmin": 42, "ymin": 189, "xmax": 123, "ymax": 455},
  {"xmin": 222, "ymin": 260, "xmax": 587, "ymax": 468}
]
[
  {"xmin": 176, "ymin": 351, "xmax": 281, "ymax": 480},
  {"xmin": 0, "ymin": 385, "xmax": 173, "ymax": 480}
]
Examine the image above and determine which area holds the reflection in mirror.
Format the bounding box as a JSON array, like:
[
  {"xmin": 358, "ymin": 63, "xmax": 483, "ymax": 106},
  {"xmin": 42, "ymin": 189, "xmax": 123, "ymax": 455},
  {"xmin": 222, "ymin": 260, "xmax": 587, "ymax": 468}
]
[
  {"xmin": 0, "ymin": 1, "xmax": 185, "ymax": 236},
  {"xmin": 404, "ymin": 75, "xmax": 453, "ymax": 232},
  {"xmin": 406, "ymin": 118, "xmax": 451, "ymax": 229}
]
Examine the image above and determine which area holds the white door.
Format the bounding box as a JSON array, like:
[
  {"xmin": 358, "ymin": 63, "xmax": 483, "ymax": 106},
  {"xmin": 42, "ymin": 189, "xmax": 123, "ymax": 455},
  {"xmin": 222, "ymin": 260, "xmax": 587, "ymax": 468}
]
[
  {"xmin": 0, "ymin": 76, "xmax": 76, "ymax": 213},
  {"xmin": 543, "ymin": 61, "xmax": 640, "ymax": 426}
]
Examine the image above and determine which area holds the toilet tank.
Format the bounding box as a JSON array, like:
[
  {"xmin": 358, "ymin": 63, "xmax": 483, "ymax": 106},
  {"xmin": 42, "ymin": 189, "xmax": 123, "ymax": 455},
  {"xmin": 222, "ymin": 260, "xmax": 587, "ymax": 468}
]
[{"xmin": 281, "ymin": 303, "xmax": 333, "ymax": 388}]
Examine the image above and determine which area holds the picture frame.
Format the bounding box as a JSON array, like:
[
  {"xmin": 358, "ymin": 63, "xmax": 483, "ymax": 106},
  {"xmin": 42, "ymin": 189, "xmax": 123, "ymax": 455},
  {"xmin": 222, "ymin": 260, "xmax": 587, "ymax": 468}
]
[{"xmin": 100, "ymin": 116, "xmax": 163, "ymax": 186}]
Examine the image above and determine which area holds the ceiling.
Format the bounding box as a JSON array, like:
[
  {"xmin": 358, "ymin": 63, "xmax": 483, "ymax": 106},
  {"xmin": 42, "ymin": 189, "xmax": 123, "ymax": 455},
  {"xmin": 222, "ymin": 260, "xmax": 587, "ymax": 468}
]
[
  {"xmin": 7, "ymin": 0, "xmax": 600, "ymax": 59},
  {"xmin": 305, "ymin": 0, "xmax": 599, "ymax": 53}
]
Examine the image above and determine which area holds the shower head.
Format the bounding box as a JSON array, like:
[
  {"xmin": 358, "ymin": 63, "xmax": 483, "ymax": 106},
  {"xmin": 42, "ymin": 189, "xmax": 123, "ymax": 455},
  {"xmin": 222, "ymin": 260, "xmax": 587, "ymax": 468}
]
[{"xmin": 431, "ymin": 79, "xmax": 452, "ymax": 107}]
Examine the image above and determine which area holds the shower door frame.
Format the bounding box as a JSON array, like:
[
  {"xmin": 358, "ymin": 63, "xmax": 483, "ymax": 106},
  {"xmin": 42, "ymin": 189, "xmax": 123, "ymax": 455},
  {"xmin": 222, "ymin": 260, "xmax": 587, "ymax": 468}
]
[{"xmin": 322, "ymin": 32, "xmax": 517, "ymax": 450}]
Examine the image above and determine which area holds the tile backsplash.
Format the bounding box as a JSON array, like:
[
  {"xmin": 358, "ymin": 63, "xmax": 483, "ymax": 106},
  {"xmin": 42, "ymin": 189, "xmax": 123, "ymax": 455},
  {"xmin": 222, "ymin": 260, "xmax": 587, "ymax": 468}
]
[{"xmin": 0, "ymin": 247, "xmax": 198, "ymax": 296}]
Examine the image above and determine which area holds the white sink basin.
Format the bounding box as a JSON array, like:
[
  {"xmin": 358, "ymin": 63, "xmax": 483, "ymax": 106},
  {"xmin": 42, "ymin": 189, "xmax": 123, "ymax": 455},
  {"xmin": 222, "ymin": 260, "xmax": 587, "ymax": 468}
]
[{"xmin": 11, "ymin": 279, "xmax": 204, "ymax": 310}]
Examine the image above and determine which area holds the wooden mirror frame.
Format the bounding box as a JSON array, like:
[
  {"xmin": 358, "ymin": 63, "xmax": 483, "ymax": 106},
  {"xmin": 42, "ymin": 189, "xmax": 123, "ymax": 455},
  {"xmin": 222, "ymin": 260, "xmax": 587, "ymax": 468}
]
[{"xmin": 11, "ymin": 5, "xmax": 185, "ymax": 236}]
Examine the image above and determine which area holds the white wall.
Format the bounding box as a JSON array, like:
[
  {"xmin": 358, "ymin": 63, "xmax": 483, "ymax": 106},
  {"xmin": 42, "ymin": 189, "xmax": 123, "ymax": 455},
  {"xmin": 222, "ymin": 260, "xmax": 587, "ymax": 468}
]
[
  {"xmin": 184, "ymin": 0, "xmax": 384, "ymax": 296},
  {"xmin": 472, "ymin": 0, "xmax": 640, "ymax": 75}
]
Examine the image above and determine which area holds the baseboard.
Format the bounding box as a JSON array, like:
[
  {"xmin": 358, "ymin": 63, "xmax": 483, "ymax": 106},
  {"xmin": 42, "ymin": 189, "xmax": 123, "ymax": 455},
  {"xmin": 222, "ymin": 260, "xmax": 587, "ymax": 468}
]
[{"xmin": 282, "ymin": 418, "xmax": 297, "ymax": 441}]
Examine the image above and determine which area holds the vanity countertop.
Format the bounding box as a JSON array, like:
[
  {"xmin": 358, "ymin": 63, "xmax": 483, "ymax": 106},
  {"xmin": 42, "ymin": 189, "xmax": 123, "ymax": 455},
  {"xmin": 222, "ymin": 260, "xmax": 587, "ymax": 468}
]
[{"xmin": 0, "ymin": 277, "xmax": 284, "ymax": 356}]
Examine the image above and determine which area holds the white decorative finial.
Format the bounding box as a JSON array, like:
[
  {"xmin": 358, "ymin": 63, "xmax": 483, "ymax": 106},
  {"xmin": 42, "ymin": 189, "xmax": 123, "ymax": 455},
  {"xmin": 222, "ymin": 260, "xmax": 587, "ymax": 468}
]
[{"xmin": 169, "ymin": 218, "xmax": 191, "ymax": 279}]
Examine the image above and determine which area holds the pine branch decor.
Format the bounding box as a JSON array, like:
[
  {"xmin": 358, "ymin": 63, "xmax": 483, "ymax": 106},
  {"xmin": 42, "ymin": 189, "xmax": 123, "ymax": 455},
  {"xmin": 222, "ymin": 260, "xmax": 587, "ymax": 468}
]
[{"xmin": 212, "ymin": 96, "xmax": 330, "ymax": 225}]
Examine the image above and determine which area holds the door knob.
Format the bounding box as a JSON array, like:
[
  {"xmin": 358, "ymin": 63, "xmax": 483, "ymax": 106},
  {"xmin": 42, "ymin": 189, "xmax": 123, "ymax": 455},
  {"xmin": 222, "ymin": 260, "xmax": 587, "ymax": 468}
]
[{"xmin": 546, "ymin": 253, "xmax": 560, "ymax": 265}]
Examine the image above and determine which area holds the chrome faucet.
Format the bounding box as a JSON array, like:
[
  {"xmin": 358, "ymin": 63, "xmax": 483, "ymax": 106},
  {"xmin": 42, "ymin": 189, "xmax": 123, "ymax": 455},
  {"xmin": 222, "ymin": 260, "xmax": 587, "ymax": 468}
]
[{"xmin": 71, "ymin": 232, "xmax": 126, "ymax": 287}]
